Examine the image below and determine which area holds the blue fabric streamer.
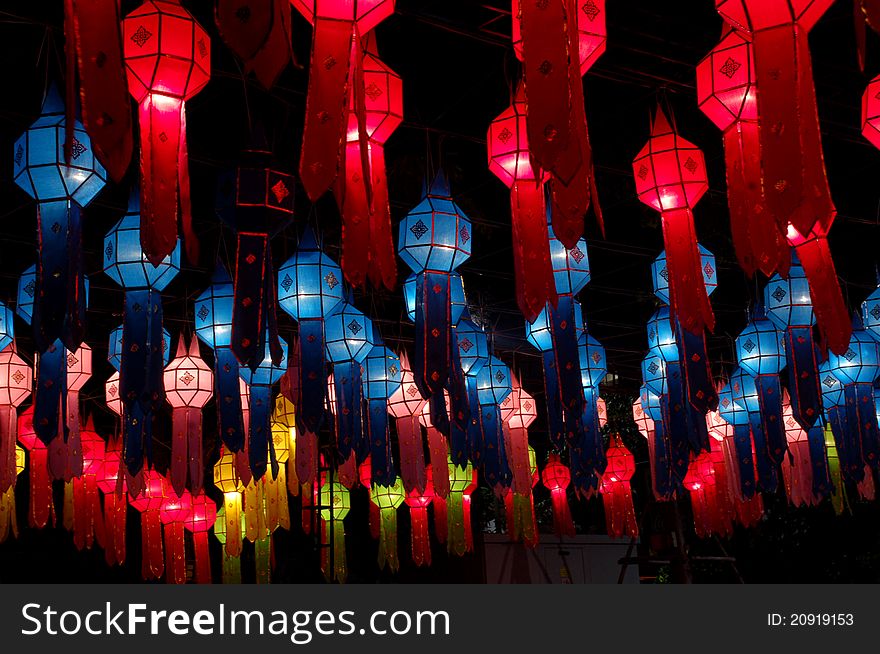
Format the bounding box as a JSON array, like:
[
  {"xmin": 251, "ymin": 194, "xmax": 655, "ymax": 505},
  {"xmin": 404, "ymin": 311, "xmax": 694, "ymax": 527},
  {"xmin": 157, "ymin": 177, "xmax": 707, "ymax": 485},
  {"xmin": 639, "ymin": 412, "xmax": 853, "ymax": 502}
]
[
  {"xmin": 33, "ymin": 340, "xmax": 67, "ymax": 446},
  {"xmin": 784, "ymin": 326, "xmax": 822, "ymax": 430},
  {"xmin": 368, "ymin": 399, "xmax": 396, "ymax": 486},
  {"xmin": 333, "ymin": 361, "xmax": 363, "ymax": 461},
  {"xmin": 214, "ymin": 347, "xmax": 246, "ymax": 452},
  {"xmin": 297, "ymin": 319, "xmax": 326, "ymax": 436},
  {"xmin": 732, "ymin": 424, "xmax": 757, "ymax": 498}
]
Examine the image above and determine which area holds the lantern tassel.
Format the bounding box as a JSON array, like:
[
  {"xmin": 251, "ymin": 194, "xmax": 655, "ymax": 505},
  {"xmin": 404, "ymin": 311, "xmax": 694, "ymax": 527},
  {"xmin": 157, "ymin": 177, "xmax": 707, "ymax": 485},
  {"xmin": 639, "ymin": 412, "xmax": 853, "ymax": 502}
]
[
  {"xmin": 367, "ymin": 400, "xmax": 395, "ymax": 487},
  {"xmin": 367, "ymin": 144, "xmax": 397, "ymax": 290},
  {"xmin": 426, "ymin": 425, "xmax": 450, "ymax": 499},
  {"xmin": 409, "ymin": 505, "xmax": 431, "ymax": 567},
  {"xmin": 794, "ymin": 236, "xmax": 852, "ymax": 356},
  {"xmin": 397, "ymin": 414, "xmax": 426, "ymax": 494},
  {"xmin": 332, "ymin": 361, "xmax": 364, "ymax": 461},
  {"xmin": 783, "ymin": 326, "xmax": 822, "ymax": 431},
  {"xmin": 661, "ymin": 208, "xmax": 715, "ymax": 334},
  {"xmin": 215, "ymin": 347, "xmax": 246, "ymax": 452},
  {"xmin": 28, "ymin": 447, "xmax": 53, "ymax": 529},
  {"xmin": 141, "ymin": 508, "xmax": 164, "ymax": 580},
  {"xmin": 164, "ymin": 519, "xmax": 186, "ymax": 584},
  {"xmin": 677, "ymin": 321, "xmax": 718, "ymax": 415},
  {"xmin": 511, "ymin": 182, "xmax": 557, "ymax": 323}
]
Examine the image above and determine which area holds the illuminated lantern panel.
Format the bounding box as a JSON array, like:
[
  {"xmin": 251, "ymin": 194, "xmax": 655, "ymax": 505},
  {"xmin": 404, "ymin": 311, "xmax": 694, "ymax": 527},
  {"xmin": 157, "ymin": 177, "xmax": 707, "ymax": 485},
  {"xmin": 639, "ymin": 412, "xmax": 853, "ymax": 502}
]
[
  {"xmin": 345, "ymin": 50, "xmax": 403, "ymax": 144},
  {"xmin": 324, "ymin": 304, "xmax": 374, "ymax": 364},
  {"xmin": 765, "ymin": 263, "xmax": 815, "ymax": 329},
  {"xmin": 549, "ymin": 222, "xmax": 591, "ymax": 296},
  {"xmin": 487, "ymin": 90, "xmax": 539, "ymax": 186},
  {"xmin": 863, "ymin": 76, "xmax": 880, "ymax": 151},
  {"xmin": 290, "ymin": 0, "xmax": 394, "ymax": 32},
  {"xmin": 651, "ymin": 246, "xmax": 717, "ymax": 304},
  {"xmin": 578, "ymin": 332, "xmax": 607, "ymax": 389},
  {"xmin": 735, "ymin": 318, "xmax": 785, "ymax": 377},
  {"xmin": 695, "ymin": 28, "xmax": 756, "ymax": 131},
  {"xmin": 512, "ymin": 0, "xmax": 607, "ymax": 75},
  {"xmin": 646, "ymin": 306, "xmax": 678, "ymax": 363},
  {"xmin": 103, "ymin": 203, "xmax": 181, "ymax": 290}
]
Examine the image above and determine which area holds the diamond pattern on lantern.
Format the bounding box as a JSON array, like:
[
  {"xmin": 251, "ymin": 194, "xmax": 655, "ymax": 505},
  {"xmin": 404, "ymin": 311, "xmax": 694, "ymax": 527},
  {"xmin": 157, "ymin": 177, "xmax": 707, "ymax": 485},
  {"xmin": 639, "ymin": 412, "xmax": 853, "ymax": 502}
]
[
  {"xmin": 871, "ymin": 304, "xmax": 880, "ymax": 321},
  {"xmin": 365, "ymin": 82, "xmax": 383, "ymax": 101},
  {"xmin": 324, "ymin": 272, "xmax": 339, "ymax": 289},
  {"xmin": 719, "ymin": 57, "xmax": 741, "ymax": 79},
  {"xmin": 15, "ymin": 144, "xmax": 23, "ymax": 166},
  {"xmin": 389, "ymin": 364, "xmax": 399, "ymax": 377},
  {"xmin": 180, "ymin": 372, "xmax": 194, "ymax": 386},
  {"xmin": 771, "ymin": 286, "xmax": 786, "ymax": 303},
  {"xmin": 659, "ymin": 267, "xmax": 669, "ymax": 281},
  {"xmin": 410, "ymin": 219, "xmax": 429, "ymax": 240},
  {"xmin": 497, "ymin": 127, "xmax": 513, "ymax": 144},
  {"xmin": 70, "ymin": 138, "xmax": 87, "ymax": 160},
  {"xmin": 23, "ymin": 280, "xmax": 35, "ymax": 297},
  {"xmin": 720, "ymin": 397, "xmax": 730, "ymax": 408},
  {"xmin": 459, "ymin": 337, "xmax": 473, "ymax": 353},
  {"xmin": 581, "ymin": 0, "xmax": 600, "ymax": 20},
  {"xmin": 742, "ymin": 339, "xmax": 756, "ymax": 353},
  {"xmin": 569, "ymin": 246, "xmax": 585, "ymax": 263},
  {"xmin": 109, "ymin": 383, "xmax": 118, "ymax": 397},
  {"xmin": 131, "ymin": 25, "xmax": 152, "ymax": 47},
  {"xmin": 11, "ymin": 370, "xmax": 25, "ymax": 384},
  {"xmin": 704, "ymin": 261, "xmax": 715, "ymax": 278},
  {"xmin": 524, "ymin": 400, "xmax": 532, "ymax": 411},
  {"xmin": 67, "ymin": 353, "xmax": 78, "ymax": 367},
  {"xmin": 495, "ymin": 370, "xmax": 505, "ymax": 383},
  {"xmin": 637, "ymin": 164, "xmax": 648, "ymax": 180},
  {"xmin": 591, "ymin": 351, "xmax": 602, "ymax": 364},
  {"xmin": 459, "ymin": 225, "xmax": 470, "ymax": 244},
  {"xmin": 271, "ymin": 179, "xmax": 289, "ymax": 204},
  {"xmin": 406, "ymin": 385, "xmax": 419, "ymax": 397},
  {"xmin": 683, "ymin": 157, "xmax": 698, "ymax": 174},
  {"xmin": 105, "ymin": 242, "xmax": 114, "ymax": 260},
  {"xmin": 844, "ymin": 348, "xmax": 857, "ymax": 362},
  {"xmin": 347, "ymin": 320, "xmax": 362, "ymax": 335},
  {"xmin": 280, "ymin": 274, "xmax": 293, "ymax": 292},
  {"xmin": 197, "ymin": 305, "xmax": 210, "ymax": 322},
  {"xmin": 823, "ymin": 375, "xmax": 837, "ymax": 388},
  {"xmin": 648, "ymin": 361, "xmax": 659, "ymax": 375}
]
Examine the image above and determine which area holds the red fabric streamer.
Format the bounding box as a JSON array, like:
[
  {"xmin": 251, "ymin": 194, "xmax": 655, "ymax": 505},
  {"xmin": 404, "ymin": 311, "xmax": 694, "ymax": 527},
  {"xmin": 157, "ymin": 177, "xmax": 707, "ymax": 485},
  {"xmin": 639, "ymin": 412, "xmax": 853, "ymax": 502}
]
[
  {"xmin": 405, "ymin": 468, "xmax": 433, "ymax": 567},
  {"xmin": 65, "ymin": 0, "xmax": 133, "ymax": 182},
  {"xmin": 421, "ymin": 408, "xmax": 450, "ymax": 499},
  {"xmin": 215, "ymin": 0, "xmax": 292, "ymax": 89},
  {"xmin": 73, "ymin": 474, "xmax": 105, "ymax": 551}
]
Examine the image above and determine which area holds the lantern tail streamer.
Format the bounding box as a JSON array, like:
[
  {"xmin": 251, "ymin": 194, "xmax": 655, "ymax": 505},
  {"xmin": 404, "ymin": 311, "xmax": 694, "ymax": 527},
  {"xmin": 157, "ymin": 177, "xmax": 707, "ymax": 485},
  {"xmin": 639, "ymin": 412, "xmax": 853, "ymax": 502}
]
[
  {"xmin": 550, "ymin": 487, "xmax": 575, "ymax": 538},
  {"xmin": 806, "ymin": 423, "xmax": 832, "ymax": 498},
  {"xmin": 397, "ymin": 414, "xmax": 426, "ymax": 494},
  {"xmin": 297, "ymin": 320, "xmax": 326, "ymax": 436},
  {"xmin": 339, "ymin": 140, "xmax": 372, "ymax": 288},
  {"xmin": 34, "ymin": 342, "xmax": 67, "ymax": 453},
  {"xmin": 367, "ymin": 144, "xmax": 397, "ymax": 290},
  {"xmin": 164, "ymin": 520, "xmax": 186, "ymax": 584},
  {"xmin": 651, "ymin": 420, "xmax": 674, "ymax": 499},
  {"xmin": 601, "ymin": 481, "xmax": 638, "ymax": 539},
  {"xmin": 783, "ymin": 327, "xmax": 822, "ymax": 430},
  {"xmin": 552, "ymin": 296, "xmax": 585, "ymax": 434},
  {"xmin": 232, "ymin": 233, "xmax": 270, "ymax": 370},
  {"xmin": 333, "ymin": 362, "xmax": 363, "ymax": 460},
  {"xmin": 747, "ymin": 411, "xmax": 778, "ymax": 493},
  {"xmin": 663, "ymin": 363, "xmax": 692, "ymax": 481},
  {"xmin": 446, "ymin": 488, "xmax": 468, "ymax": 556},
  {"xmin": 141, "ymin": 508, "xmax": 164, "ymax": 580},
  {"xmin": 28, "ymin": 448, "xmax": 53, "ymax": 528},
  {"xmin": 511, "ymin": 182, "xmax": 557, "ymax": 323},
  {"xmin": 368, "ymin": 400, "xmax": 395, "ymax": 487},
  {"xmin": 826, "ymin": 405, "xmax": 863, "ymax": 484},
  {"xmin": 794, "ymin": 237, "xmax": 851, "ymax": 356},
  {"xmin": 426, "ymin": 426, "xmax": 449, "ymax": 498},
  {"xmin": 661, "ymin": 208, "xmax": 715, "ymax": 334},
  {"xmin": 755, "ymin": 375, "xmax": 786, "ymax": 466},
  {"xmin": 409, "ymin": 506, "xmax": 431, "ymax": 566},
  {"xmin": 192, "ymin": 531, "xmax": 211, "ymax": 583},
  {"xmin": 299, "ymin": 18, "xmax": 355, "ymax": 201},
  {"xmin": 215, "ymin": 348, "xmax": 246, "ymax": 452},
  {"xmin": 731, "ymin": 424, "xmax": 757, "ymax": 499},
  {"xmin": 677, "ymin": 321, "xmax": 718, "ymax": 414},
  {"xmin": 541, "ymin": 349, "xmax": 565, "ymax": 451},
  {"xmin": 848, "ymin": 383, "xmax": 880, "ymax": 473},
  {"xmin": 247, "ymin": 385, "xmax": 273, "ymax": 479},
  {"xmin": 295, "ymin": 428, "xmax": 317, "ymax": 488}
]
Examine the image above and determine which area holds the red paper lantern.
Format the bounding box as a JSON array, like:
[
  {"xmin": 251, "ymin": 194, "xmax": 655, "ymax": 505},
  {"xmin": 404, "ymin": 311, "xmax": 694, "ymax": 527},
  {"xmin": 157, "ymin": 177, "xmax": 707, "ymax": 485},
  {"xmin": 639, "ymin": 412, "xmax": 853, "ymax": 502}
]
[
  {"xmin": 0, "ymin": 346, "xmax": 32, "ymax": 495},
  {"xmin": 129, "ymin": 468, "xmax": 167, "ymax": 580},
  {"xmin": 404, "ymin": 465, "xmax": 434, "ymax": 567},
  {"xmin": 599, "ymin": 434, "xmax": 638, "ymax": 539},
  {"xmin": 17, "ymin": 406, "xmax": 54, "ymax": 530},
  {"xmin": 183, "ymin": 491, "xmax": 217, "ymax": 584},
  {"xmin": 541, "ymin": 453, "xmax": 575, "ymax": 538},
  {"xmin": 163, "ymin": 336, "xmax": 213, "ymax": 496},
  {"xmin": 387, "ymin": 352, "xmax": 428, "ymax": 494},
  {"xmin": 291, "ymin": 0, "xmax": 394, "ymax": 202},
  {"xmin": 488, "ymin": 84, "xmax": 557, "ymax": 322},
  {"xmin": 862, "ymin": 76, "xmax": 880, "ymax": 150},
  {"xmin": 72, "ymin": 420, "xmax": 106, "ymax": 552},
  {"xmin": 160, "ymin": 484, "xmax": 192, "ymax": 584},
  {"xmin": 123, "ymin": 0, "xmax": 211, "ymax": 265},
  {"xmin": 683, "ymin": 452, "xmax": 732, "ymax": 539},
  {"xmin": 633, "ymin": 107, "xmax": 713, "ymax": 335},
  {"xmin": 96, "ymin": 440, "xmax": 127, "ymax": 567}
]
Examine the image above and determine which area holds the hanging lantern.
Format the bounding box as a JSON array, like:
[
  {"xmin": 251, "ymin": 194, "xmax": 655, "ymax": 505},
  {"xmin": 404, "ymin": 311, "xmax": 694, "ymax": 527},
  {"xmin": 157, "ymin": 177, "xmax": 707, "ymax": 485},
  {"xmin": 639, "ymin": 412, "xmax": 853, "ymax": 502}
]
[
  {"xmin": 764, "ymin": 254, "xmax": 823, "ymax": 431},
  {"xmin": 337, "ymin": 34, "xmax": 402, "ymax": 289},
  {"xmin": 446, "ymin": 457, "xmax": 476, "ymax": 556},
  {"xmin": 697, "ymin": 27, "xmax": 784, "ymax": 277},
  {"xmin": 319, "ymin": 476, "xmax": 350, "ymax": 583},
  {"xmin": 238, "ymin": 335, "xmax": 289, "ymax": 479},
  {"xmin": 128, "ymin": 468, "xmax": 167, "ymax": 580},
  {"xmin": 717, "ymin": 377, "xmax": 758, "ymax": 499},
  {"xmin": 215, "ymin": 0, "xmax": 292, "ymax": 89},
  {"xmin": 735, "ymin": 311, "xmax": 788, "ymax": 470},
  {"xmin": 420, "ymin": 394, "xmax": 450, "ymax": 499},
  {"xmin": 456, "ymin": 315, "xmax": 490, "ymax": 465},
  {"xmin": 715, "ymin": 1, "xmax": 849, "ymax": 354},
  {"xmin": 730, "ymin": 366, "xmax": 779, "ymax": 493},
  {"xmin": 323, "ymin": 300, "xmax": 374, "ymax": 460},
  {"xmin": 576, "ymin": 330, "xmax": 608, "ymax": 492},
  {"xmin": 96, "ymin": 440, "xmax": 127, "ymax": 567},
  {"xmin": 103, "ymin": 193, "xmax": 180, "ymax": 476},
  {"xmin": 511, "ymin": 0, "xmax": 604, "ymax": 247},
  {"xmin": 503, "ymin": 379, "xmax": 539, "ymax": 547},
  {"xmin": 13, "ymin": 86, "xmax": 106, "ymax": 353},
  {"xmin": 474, "ymin": 356, "xmax": 513, "ymax": 489},
  {"xmin": 216, "ymin": 136, "xmax": 293, "ymax": 370},
  {"xmin": 683, "ymin": 451, "xmax": 727, "ymax": 539},
  {"xmin": 123, "ymin": 0, "xmax": 210, "ymax": 264},
  {"xmin": 0, "ymin": 444, "xmax": 24, "ymax": 543},
  {"xmin": 72, "ymin": 421, "xmax": 106, "ymax": 551},
  {"xmin": 278, "ymin": 228, "xmax": 345, "ymax": 473},
  {"xmin": 184, "ymin": 491, "xmax": 216, "ymax": 584},
  {"xmin": 213, "ymin": 448, "xmax": 245, "ymax": 557},
  {"xmin": 399, "ymin": 170, "xmax": 472, "ymax": 438},
  {"xmin": 706, "ymin": 404, "xmax": 764, "ymax": 527},
  {"xmin": 163, "ymin": 336, "xmax": 213, "ymax": 495},
  {"xmin": 64, "ymin": 0, "xmax": 133, "ymax": 181},
  {"xmin": 263, "ymin": 404, "xmax": 292, "ymax": 534},
  {"xmin": 17, "ymin": 407, "xmax": 54, "ymax": 529},
  {"xmin": 0, "ymin": 346, "xmax": 32, "ymax": 496},
  {"xmin": 271, "ymin": 394, "xmax": 299, "ymax": 497},
  {"xmin": 404, "ymin": 466, "xmax": 433, "ymax": 566},
  {"xmin": 362, "ymin": 341, "xmax": 402, "ymax": 485},
  {"xmin": 387, "ymin": 351, "xmax": 428, "ymax": 493},
  {"xmin": 370, "ymin": 479, "xmax": 404, "ymax": 572},
  {"xmin": 542, "ymin": 453, "xmax": 575, "ymax": 537},
  {"xmin": 782, "ymin": 395, "xmax": 820, "ymax": 507},
  {"xmin": 194, "ymin": 264, "xmax": 247, "ymax": 454},
  {"xmin": 159, "ymin": 485, "xmax": 191, "ymax": 584},
  {"xmin": 213, "ymin": 505, "xmax": 245, "ymax": 583},
  {"xmin": 291, "ymin": 0, "xmax": 394, "ymax": 201},
  {"xmin": 505, "ymin": 445, "xmax": 539, "ymax": 547},
  {"xmin": 633, "ymin": 106, "xmax": 712, "ymax": 335},
  {"xmin": 57, "ymin": 343, "xmax": 92, "ymax": 483},
  {"xmin": 600, "ymin": 434, "xmax": 638, "ymax": 539},
  {"xmin": 488, "ymin": 84, "xmax": 557, "ymax": 322},
  {"xmin": 826, "ymin": 317, "xmax": 880, "ymax": 482}
]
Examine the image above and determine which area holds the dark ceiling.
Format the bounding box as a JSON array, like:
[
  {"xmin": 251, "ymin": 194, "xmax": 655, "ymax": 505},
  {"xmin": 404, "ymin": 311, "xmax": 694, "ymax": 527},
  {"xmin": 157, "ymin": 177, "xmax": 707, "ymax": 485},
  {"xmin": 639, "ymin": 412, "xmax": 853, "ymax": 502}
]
[{"xmin": 1, "ymin": 0, "xmax": 879, "ymax": 440}]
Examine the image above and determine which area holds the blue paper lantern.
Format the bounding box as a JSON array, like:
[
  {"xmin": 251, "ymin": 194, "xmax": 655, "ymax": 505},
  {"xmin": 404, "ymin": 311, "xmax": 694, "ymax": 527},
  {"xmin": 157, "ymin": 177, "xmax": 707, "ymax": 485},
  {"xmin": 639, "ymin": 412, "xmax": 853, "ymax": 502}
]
[
  {"xmin": 238, "ymin": 335, "xmax": 289, "ymax": 388},
  {"xmin": 404, "ymin": 271, "xmax": 466, "ymax": 323},
  {"xmin": 194, "ymin": 265, "xmax": 234, "ymax": 350},
  {"xmin": 641, "ymin": 349, "xmax": 667, "ymax": 397},
  {"xmin": 640, "ymin": 384, "xmax": 662, "ymax": 423},
  {"xmin": 652, "ymin": 245, "xmax": 716, "ymax": 304},
  {"xmin": 549, "ymin": 220, "xmax": 590, "ymax": 296},
  {"xmin": 277, "ymin": 229, "xmax": 345, "ymax": 321},
  {"xmin": 324, "ymin": 303, "xmax": 375, "ymax": 364},
  {"xmin": 108, "ymin": 324, "xmax": 171, "ymax": 371},
  {"xmin": 17, "ymin": 265, "xmax": 90, "ymax": 327},
  {"xmin": 0, "ymin": 302, "xmax": 13, "ymax": 353},
  {"xmin": 729, "ymin": 367, "xmax": 760, "ymax": 414},
  {"xmin": 578, "ymin": 332, "xmax": 607, "ymax": 389},
  {"xmin": 862, "ymin": 285, "xmax": 880, "ymax": 344},
  {"xmin": 736, "ymin": 316, "xmax": 785, "ymax": 377},
  {"xmin": 827, "ymin": 327, "xmax": 880, "ymax": 385},
  {"xmin": 398, "ymin": 171, "xmax": 471, "ymax": 274},
  {"xmin": 13, "ymin": 86, "xmax": 106, "ymax": 206},
  {"xmin": 717, "ymin": 378, "xmax": 749, "ymax": 426},
  {"xmin": 475, "ymin": 356, "xmax": 512, "ymax": 406},
  {"xmin": 456, "ymin": 317, "xmax": 489, "ymax": 377},
  {"xmin": 764, "ymin": 258, "xmax": 814, "ymax": 330},
  {"xmin": 363, "ymin": 345, "xmax": 402, "ymax": 401},
  {"xmin": 818, "ymin": 360, "xmax": 844, "ymax": 410},
  {"xmin": 103, "ymin": 194, "xmax": 181, "ymax": 291},
  {"xmin": 525, "ymin": 301, "xmax": 585, "ymax": 352},
  {"xmin": 646, "ymin": 306, "xmax": 678, "ymax": 363}
]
